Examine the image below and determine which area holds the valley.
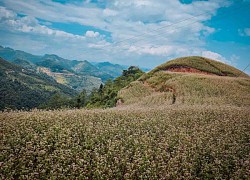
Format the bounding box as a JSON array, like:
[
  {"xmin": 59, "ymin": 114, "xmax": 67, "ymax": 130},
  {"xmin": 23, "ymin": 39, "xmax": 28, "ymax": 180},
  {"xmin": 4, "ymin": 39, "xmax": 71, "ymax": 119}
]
[
  {"xmin": 0, "ymin": 46, "xmax": 124, "ymax": 93},
  {"xmin": 0, "ymin": 46, "xmax": 127, "ymax": 110}
]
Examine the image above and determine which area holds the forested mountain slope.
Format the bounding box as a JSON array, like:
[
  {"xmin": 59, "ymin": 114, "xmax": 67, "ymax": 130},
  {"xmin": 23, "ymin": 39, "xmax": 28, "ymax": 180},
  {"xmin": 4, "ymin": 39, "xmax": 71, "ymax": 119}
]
[{"xmin": 0, "ymin": 58, "xmax": 77, "ymax": 110}]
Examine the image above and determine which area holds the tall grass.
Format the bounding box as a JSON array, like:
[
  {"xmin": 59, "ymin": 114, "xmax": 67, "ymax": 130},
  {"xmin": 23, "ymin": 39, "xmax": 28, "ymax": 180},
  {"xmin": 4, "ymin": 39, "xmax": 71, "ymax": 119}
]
[
  {"xmin": 152, "ymin": 56, "xmax": 249, "ymax": 77},
  {"xmin": 119, "ymin": 72, "xmax": 250, "ymax": 107}
]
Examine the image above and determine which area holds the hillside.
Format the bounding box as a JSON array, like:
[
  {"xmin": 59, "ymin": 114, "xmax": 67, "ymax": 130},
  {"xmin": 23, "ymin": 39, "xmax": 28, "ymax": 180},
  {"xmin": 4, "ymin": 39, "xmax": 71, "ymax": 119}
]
[
  {"xmin": 0, "ymin": 58, "xmax": 77, "ymax": 110},
  {"xmin": 118, "ymin": 56, "xmax": 250, "ymax": 107},
  {"xmin": 152, "ymin": 56, "xmax": 248, "ymax": 77},
  {"xmin": 86, "ymin": 66, "xmax": 144, "ymax": 108},
  {"xmin": 11, "ymin": 58, "xmax": 37, "ymax": 70},
  {"xmin": 72, "ymin": 60, "xmax": 114, "ymax": 81},
  {"xmin": 0, "ymin": 46, "xmax": 124, "ymax": 85},
  {"xmin": 95, "ymin": 62, "xmax": 124, "ymax": 77},
  {"xmin": 1, "ymin": 56, "xmax": 249, "ymax": 179}
]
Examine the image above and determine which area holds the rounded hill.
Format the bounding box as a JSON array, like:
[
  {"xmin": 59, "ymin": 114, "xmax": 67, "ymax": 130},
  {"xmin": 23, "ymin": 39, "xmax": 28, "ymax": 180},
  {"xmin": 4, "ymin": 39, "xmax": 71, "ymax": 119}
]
[
  {"xmin": 152, "ymin": 56, "xmax": 248, "ymax": 77},
  {"xmin": 117, "ymin": 56, "xmax": 250, "ymax": 107}
]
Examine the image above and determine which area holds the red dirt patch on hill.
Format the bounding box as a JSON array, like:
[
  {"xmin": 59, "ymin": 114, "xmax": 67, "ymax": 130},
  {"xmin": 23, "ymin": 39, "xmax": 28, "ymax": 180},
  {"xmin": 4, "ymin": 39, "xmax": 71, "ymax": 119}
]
[{"xmin": 166, "ymin": 66, "xmax": 217, "ymax": 76}]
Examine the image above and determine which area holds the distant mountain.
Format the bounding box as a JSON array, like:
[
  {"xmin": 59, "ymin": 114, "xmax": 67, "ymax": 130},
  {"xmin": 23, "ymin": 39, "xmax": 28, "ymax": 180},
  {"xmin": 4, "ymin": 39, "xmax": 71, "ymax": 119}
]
[
  {"xmin": 95, "ymin": 62, "xmax": 124, "ymax": 77},
  {"xmin": 0, "ymin": 58, "xmax": 77, "ymax": 110},
  {"xmin": 41, "ymin": 54, "xmax": 79, "ymax": 72},
  {"xmin": 0, "ymin": 45, "xmax": 42, "ymax": 63},
  {"xmin": 37, "ymin": 66, "xmax": 102, "ymax": 93},
  {"xmin": 93, "ymin": 61, "xmax": 150, "ymax": 74},
  {"xmin": 72, "ymin": 60, "xmax": 113, "ymax": 81},
  {"xmin": 0, "ymin": 46, "xmax": 125, "ymax": 89},
  {"xmin": 11, "ymin": 58, "xmax": 37, "ymax": 70},
  {"xmin": 36, "ymin": 58, "xmax": 72, "ymax": 73}
]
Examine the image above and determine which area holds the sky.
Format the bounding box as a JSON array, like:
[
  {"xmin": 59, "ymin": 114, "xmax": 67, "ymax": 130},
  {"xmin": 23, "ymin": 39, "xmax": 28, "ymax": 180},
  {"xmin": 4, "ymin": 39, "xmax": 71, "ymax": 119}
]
[{"xmin": 0, "ymin": 0, "xmax": 249, "ymax": 73}]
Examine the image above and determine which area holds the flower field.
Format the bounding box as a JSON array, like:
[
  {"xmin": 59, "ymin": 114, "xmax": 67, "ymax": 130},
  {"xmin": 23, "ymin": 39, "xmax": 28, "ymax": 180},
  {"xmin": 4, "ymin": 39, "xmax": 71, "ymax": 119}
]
[{"xmin": 1, "ymin": 105, "xmax": 249, "ymax": 179}]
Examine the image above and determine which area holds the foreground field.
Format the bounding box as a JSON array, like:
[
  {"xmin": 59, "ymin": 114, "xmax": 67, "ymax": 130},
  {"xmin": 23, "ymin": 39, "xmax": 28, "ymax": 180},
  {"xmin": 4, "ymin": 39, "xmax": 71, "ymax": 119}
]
[{"xmin": 1, "ymin": 105, "xmax": 249, "ymax": 179}]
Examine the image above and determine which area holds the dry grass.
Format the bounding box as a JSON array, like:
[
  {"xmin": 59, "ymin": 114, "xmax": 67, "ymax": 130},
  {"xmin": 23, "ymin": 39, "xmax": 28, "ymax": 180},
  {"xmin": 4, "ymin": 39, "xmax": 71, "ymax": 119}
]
[
  {"xmin": 1, "ymin": 105, "xmax": 250, "ymax": 179},
  {"xmin": 119, "ymin": 72, "xmax": 250, "ymax": 107},
  {"xmin": 152, "ymin": 56, "xmax": 249, "ymax": 77}
]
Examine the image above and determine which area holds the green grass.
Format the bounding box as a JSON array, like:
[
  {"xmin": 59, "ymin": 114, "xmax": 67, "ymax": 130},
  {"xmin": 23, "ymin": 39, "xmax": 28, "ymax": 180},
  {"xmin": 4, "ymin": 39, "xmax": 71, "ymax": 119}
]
[
  {"xmin": 1, "ymin": 106, "xmax": 249, "ymax": 179},
  {"xmin": 151, "ymin": 56, "xmax": 249, "ymax": 77}
]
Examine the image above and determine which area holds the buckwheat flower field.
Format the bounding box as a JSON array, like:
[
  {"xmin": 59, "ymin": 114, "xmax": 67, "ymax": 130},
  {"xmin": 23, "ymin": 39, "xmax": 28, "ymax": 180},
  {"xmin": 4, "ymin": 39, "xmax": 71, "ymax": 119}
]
[{"xmin": 1, "ymin": 105, "xmax": 249, "ymax": 179}]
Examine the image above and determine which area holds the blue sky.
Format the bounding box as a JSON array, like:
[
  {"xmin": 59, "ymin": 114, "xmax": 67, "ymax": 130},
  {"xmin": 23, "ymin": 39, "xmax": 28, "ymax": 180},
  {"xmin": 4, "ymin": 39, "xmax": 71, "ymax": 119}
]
[{"xmin": 0, "ymin": 0, "xmax": 249, "ymax": 73}]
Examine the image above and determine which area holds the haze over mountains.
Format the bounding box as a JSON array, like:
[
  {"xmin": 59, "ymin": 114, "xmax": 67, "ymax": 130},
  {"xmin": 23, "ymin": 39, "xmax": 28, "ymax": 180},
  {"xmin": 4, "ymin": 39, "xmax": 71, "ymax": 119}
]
[
  {"xmin": 0, "ymin": 45, "xmax": 134, "ymax": 110},
  {"xmin": 0, "ymin": 45, "xmax": 126, "ymax": 92},
  {"xmin": 0, "ymin": 57, "xmax": 78, "ymax": 110},
  {"xmin": 1, "ymin": 45, "xmax": 249, "ymax": 111}
]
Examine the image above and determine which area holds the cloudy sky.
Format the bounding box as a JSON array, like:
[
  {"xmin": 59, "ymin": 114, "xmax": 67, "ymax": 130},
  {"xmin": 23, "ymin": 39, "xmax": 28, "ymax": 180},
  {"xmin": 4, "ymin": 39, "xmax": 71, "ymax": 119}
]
[{"xmin": 0, "ymin": 0, "xmax": 249, "ymax": 72}]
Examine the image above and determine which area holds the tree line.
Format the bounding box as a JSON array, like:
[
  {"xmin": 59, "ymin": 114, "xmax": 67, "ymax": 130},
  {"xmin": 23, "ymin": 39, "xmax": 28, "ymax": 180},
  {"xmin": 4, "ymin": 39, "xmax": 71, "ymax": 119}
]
[{"xmin": 40, "ymin": 66, "xmax": 144, "ymax": 109}]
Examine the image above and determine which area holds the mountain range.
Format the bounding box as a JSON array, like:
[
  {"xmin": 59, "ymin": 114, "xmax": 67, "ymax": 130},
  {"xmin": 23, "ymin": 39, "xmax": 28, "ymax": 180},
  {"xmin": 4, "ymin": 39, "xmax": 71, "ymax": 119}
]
[
  {"xmin": 0, "ymin": 45, "xmax": 125, "ymax": 92},
  {"xmin": 0, "ymin": 45, "xmax": 130, "ymax": 110},
  {"xmin": 0, "ymin": 57, "xmax": 78, "ymax": 110}
]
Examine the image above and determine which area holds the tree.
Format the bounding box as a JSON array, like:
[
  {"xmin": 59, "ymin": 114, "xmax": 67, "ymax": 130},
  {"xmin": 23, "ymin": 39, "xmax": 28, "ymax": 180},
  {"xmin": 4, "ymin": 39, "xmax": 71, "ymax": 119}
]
[
  {"xmin": 42, "ymin": 93, "xmax": 71, "ymax": 109},
  {"xmin": 98, "ymin": 84, "xmax": 104, "ymax": 94},
  {"xmin": 76, "ymin": 89, "xmax": 87, "ymax": 108},
  {"xmin": 86, "ymin": 66, "xmax": 144, "ymax": 108}
]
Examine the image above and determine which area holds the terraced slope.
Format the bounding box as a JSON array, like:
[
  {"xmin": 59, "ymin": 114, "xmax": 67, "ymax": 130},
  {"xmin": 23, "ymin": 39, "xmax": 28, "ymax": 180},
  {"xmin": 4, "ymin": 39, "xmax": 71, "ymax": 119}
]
[
  {"xmin": 0, "ymin": 58, "xmax": 77, "ymax": 110},
  {"xmin": 118, "ymin": 57, "xmax": 250, "ymax": 107}
]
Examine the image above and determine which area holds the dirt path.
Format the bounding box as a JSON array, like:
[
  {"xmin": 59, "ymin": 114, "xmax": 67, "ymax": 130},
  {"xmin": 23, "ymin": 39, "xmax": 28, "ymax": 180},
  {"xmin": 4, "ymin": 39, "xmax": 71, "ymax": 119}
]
[
  {"xmin": 166, "ymin": 66, "xmax": 217, "ymax": 76},
  {"xmin": 143, "ymin": 81, "xmax": 177, "ymax": 104}
]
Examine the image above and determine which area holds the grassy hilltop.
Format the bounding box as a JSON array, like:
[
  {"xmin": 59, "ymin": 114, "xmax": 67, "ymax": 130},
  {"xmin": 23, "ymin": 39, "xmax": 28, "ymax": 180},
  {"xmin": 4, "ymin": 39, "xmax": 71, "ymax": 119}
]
[
  {"xmin": 118, "ymin": 56, "xmax": 250, "ymax": 107},
  {"xmin": 152, "ymin": 56, "xmax": 248, "ymax": 77},
  {"xmin": 1, "ymin": 56, "xmax": 250, "ymax": 179}
]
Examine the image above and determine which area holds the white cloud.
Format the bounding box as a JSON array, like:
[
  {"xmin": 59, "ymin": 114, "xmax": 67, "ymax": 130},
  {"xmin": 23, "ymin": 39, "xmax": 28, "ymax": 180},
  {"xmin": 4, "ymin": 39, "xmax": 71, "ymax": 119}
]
[
  {"xmin": 239, "ymin": 28, "xmax": 250, "ymax": 36},
  {"xmin": 0, "ymin": 0, "xmax": 235, "ymax": 67},
  {"xmin": 128, "ymin": 45, "xmax": 191, "ymax": 56},
  {"xmin": 85, "ymin": 30, "xmax": 100, "ymax": 38},
  {"xmin": 0, "ymin": 6, "xmax": 15, "ymax": 19},
  {"xmin": 1, "ymin": 0, "xmax": 228, "ymax": 40},
  {"xmin": 201, "ymin": 51, "xmax": 230, "ymax": 64},
  {"xmin": 103, "ymin": 8, "xmax": 117, "ymax": 17},
  {"xmin": 0, "ymin": 7, "xmax": 85, "ymax": 40},
  {"xmin": 230, "ymin": 54, "xmax": 240, "ymax": 62},
  {"xmin": 243, "ymin": 28, "xmax": 250, "ymax": 36}
]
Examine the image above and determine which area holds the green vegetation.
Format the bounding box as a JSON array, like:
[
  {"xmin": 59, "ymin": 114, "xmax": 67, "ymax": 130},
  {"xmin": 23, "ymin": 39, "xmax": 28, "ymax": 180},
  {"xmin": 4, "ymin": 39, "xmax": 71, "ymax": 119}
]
[
  {"xmin": 36, "ymin": 66, "xmax": 144, "ymax": 109},
  {"xmin": 12, "ymin": 58, "xmax": 36, "ymax": 70},
  {"xmin": 0, "ymin": 56, "xmax": 142, "ymax": 110},
  {"xmin": 0, "ymin": 46, "xmax": 125, "ymax": 83},
  {"xmin": 86, "ymin": 66, "xmax": 144, "ymax": 108},
  {"xmin": 0, "ymin": 58, "xmax": 77, "ymax": 110},
  {"xmin": 95, "ymin": 61, "xmax": 125, "ymax": 78},
  {"xmin": 38, "ymin": 93, "xmax": 74, "ymax": 110},
  {"xmin": 36, "ymin": 59, "xmax": 72, "ymax": 73}
]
